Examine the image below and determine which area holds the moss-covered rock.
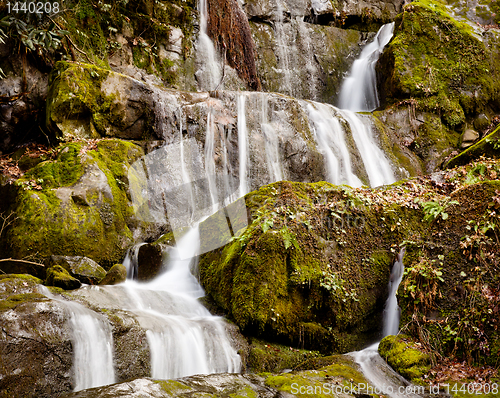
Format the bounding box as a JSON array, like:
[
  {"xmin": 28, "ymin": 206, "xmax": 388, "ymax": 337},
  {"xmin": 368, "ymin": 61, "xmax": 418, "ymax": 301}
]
[
  {"xmin": 46, "ymin": 255, "xmax": 106, "ymax": 285},
  {"xmin": 246, "ymin": 339, "xmax": 321, "ymax": 373},
  {"xmin": 200, "ymin": 159, "xmax": 500, "ymax": 362},
  {"xmin": 199, "ymin": 181, "xmax": 412, "ymax": 352},
  {"xmin": 445, "ymin": 124, "xmax": 500, "ymax": 168},
  {"xmin": 378, "ymin": 0, "xmax": 500, "ymax": 125},
  {"xmin": 99, "ymin": 263, "xmax": 127, "ymax": 285},
  {"xmin": 378, "ymin": 334, "xmax": 431, "ymax": 382},
  {"xmin": 45, "ymin": 265, "xmax": 82, "ymax": 290},
  {"xmin": 4, "ymin": 138, "xmax": 160, "ymax": 268}
]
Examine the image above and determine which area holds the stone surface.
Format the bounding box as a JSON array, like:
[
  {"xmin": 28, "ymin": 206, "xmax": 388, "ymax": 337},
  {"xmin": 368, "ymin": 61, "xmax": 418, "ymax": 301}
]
[
  {"xmin": 461, "ymin": 128, "xmax": 480, "ymax": 148},
  {"xmin": 0, "ymin": 275, "xmax": 73, "ymax": 398},
  {"xmin": 46, "ymin": 256, "xmax": 106, "ymax": 285},
  {"xmin": 4, "ymin": 139, "xmax": 165, "ymax": 268}
]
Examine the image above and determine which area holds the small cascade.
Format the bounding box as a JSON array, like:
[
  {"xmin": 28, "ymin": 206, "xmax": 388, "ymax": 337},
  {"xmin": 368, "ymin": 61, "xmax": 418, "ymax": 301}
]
[
  {"xmin": 296, "ymin": 20, "xmax": 318, "ymax": 100},
  {"xmin": 260, "ymin": 94, "xmax": 283, "ymax": 183},
  {"xmin": 274, "ymin": 2, "xmax": 293, "ymax": 96},
  {"xmin": 237, "ymin": 93, "xmax": 249, "ymax": 197},
  {"xmin": 334, "ymin": 22, "xmax": 397, "ymax": 187},
  {"xmin": 67, "ymin": 302, "xmax": 116, "ymax": 391},
  {"xmin": 123, "ymin": 243, "xmax": 145, "ymax": 280},
  {"xmin": 85, "ymin": 225, "xmax": 241, "ymax": 380},
  {"xmin": 305, "ymin": 102, "xmax": 362, "ymax": 187},
  {"xmin": 204, "ymin": 109, "xmax": 218, "ymax": 213},
  {"xmin": 338, "ymin": 23, "xmax": 395, "ymax": 112},
  {"xmin": 338, "ymin": 109, "xmax": 395, "ymax": 187},
  {"xmin": 383, "ymin": 248, "xmax": 405, "ymax": 337},
  {"xmin": 196, "ymin": 0, "xmax": 222, "ymax": 90},
  {"xmin": 350, "ymin": 248, "xmax": 424, "ymax": 398},
  {"xmin": 40, "ymin": 287, "xmax": 115, "ymax": 391}
]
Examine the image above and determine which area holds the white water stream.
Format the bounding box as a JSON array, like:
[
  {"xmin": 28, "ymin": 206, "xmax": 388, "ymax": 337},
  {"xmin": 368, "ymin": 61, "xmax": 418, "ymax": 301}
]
[
  {"xmin": 338, "ymin": 23, "xmax": 395, "ymax": 112},
  {"xmin": 350, "ymin": 248, "xmax": 426, "ymax": 398},
  {"xmin": 196, "ymin": 0, "xmax": 222, "ymax": 90},
  {"xmin": 39, "ymin": 287, "xmax": 116, "ymax": 391}
]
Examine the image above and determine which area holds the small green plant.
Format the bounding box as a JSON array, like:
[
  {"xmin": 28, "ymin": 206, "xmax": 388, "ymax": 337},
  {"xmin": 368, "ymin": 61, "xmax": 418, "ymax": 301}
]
[{"xmin": 420, "ymin": 198, "xmax": 459, "ymax": 222}]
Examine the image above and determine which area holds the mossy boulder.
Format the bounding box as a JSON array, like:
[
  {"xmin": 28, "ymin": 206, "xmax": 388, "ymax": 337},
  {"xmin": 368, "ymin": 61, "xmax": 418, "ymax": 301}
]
[
  {"xmin": 246, "ymin": 339, "xmax": 321, "ymax": 373},
  {"xmin": 99, "ymin": 263, "xmax": 127, "ymax": 285},
  {"xmin": 199, "ymin": 181, "xmax": 415, "ymax": 352},
  {"xmin": 45, "ymin": 265, "xmax": 82, "ymax": 290},
  {"xmin": 200, "ymin": 160, "xmax": 500, "ymax": 361},
  {"xmin": 46, "ymin": 255, "xmax": 106, "ymax": 285},
  {"xmin": 378, "ymin": 334, "xmax": 431, "ymax": 382},
  {"xmin": 46, "ymin": 62, "xmax": 157, "ymax": 141},
  {"xmin": 4, "ymin": 139, "xmax": 162, "ymax": 268},
  {"xmin": 378, "ymin": 1, "xmax": 500, "ymax": 124}
]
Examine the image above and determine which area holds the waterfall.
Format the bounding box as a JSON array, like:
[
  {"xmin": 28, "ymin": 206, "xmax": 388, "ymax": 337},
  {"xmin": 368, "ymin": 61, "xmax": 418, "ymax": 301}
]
[
  {"xmin": 260, "ymin": 94, "xmax": 283, "ymax": 183},
  {"xmin": 334, "ymin": 23, "xmax": 397, "ymax": 187},
  {"xmin": 383, "ymin": 248, "xmax": 405, "ymax": 337},
  {"xmin": 338, "ymin": 109, "xmax": 395, "ymax": 187},
  {"xmin": 120, "ymin": 226, "xmax": 241, "ymax": 378},
  {"xmin": 274, "ymin": 1, "xmax": 293, "ymax": 96},
  {"xmin": 196, "ymin": 0, "xmax": 222, "ymax": 90},
  {"xmin": 237, "ymin": 93, "xmax": 249, "ymax": 197},
  {"xmin": 204, "ymin": 108, "xmax": 218, "ymax": 213},
  {"xmin": 338, "ymin": 23, "xmax": 395, "ymax": 112},
  {"xmin": 350, "ymin": 248, "xmax": 422, "ymax": 398},
  {"xmin": 39, "ymin": 287, "xmax": 115, "ymax": 391},
  {"xmin": 305, "ymin": 102, "xmax": 363, "ymax": 187}
]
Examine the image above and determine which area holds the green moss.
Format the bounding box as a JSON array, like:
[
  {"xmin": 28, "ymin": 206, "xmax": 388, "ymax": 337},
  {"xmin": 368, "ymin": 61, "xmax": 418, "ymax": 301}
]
[
  {"xmin": 264, "ymin": 360, "xmax": 369, "ymax": 398},
  {"xmin": 0, "ymin": 293, "xmax": 47, "ymax": 312},
  {"xmin": 6, "ymin": 139, "xmax": 145, "ymax": 268},
  {"xmin": 246, "ymin": 339, "xmax": 321, "ymax": 373},
  {"xmin": 45, "ymin": 265, "xmax": 82, "ymax": 290},
  {"xmin": 229, "ymin": 386, "xmax": 258, "ymax": 398},
  {"xmin": 380, "ymin": 0, "xmax": 500, "ymax": 128},
  {"xmin": 445, "ymin": 124, "xmax": 500, "ymax": 168},
  {"xmin": 154, "ymin": 380, "xmax": 192, "ymax": 395},
  {"xmin": 379, "ymin": 335, "xmax": 431, "ymax": 382}
]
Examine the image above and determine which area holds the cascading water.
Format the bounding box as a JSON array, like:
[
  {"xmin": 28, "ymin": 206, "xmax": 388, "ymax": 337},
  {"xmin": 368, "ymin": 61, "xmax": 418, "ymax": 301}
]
[
  {"xmin": 120, "ymin": 226, "xmax": 241, "ymax": 378},
  {"xmin": 350, "ymin": 248, "xmax": 424, "ymax": 398},
  {"xmin": 305, "ymin": 102, "xmax": 363, "ymax": 187},
  {"xmin": 334, "ymin": 22, "xmax": 397, "ymax": 187},
  {"xmin": 39, "ymin": 287, "xmax": 115, "ymax": 391},
  {"xmin": 338, "ymin": 109, "xmax": 395, "ymax": 187},
  {"xmin": 338, "ymin": 23, "xmax": 395, "ymax": 112},
  {"xmin": 237, "ymin": 93, "xmax": 249, "ymax": 197},
  {"xmin": 196, "ymin": 0, "xmax": 222, "ymax": 90},
  {"xmin": 260, "ymin": 94, "xmax": 284, "ymax": 183}
]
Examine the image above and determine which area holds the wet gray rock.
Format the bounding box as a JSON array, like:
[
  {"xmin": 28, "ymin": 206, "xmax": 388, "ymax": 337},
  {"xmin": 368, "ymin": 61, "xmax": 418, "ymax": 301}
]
[
  {"xmin": 63, "ymin": 374, "xmax": 283, "ymax": 398},
  {"xmin": 0, "ymin": 275, "xmax": 73, "ymax": 398}
]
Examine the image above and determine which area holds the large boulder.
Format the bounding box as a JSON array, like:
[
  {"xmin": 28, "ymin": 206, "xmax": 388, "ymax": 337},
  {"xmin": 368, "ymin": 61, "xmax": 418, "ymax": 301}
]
[
  {"xmin": 3, "ymin": 139, "xmax": 164, "ymax": 268},
  {"xmin": 199, "ymin": 159, "xmax": 500, "ymax": 358},
  {"xmin": 0, "ymin": 274, "xmax": 73, "ymax": 397},
  {"xmin": 378, "ymin": 1, "xmax": 500, "ymax": 129}
]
